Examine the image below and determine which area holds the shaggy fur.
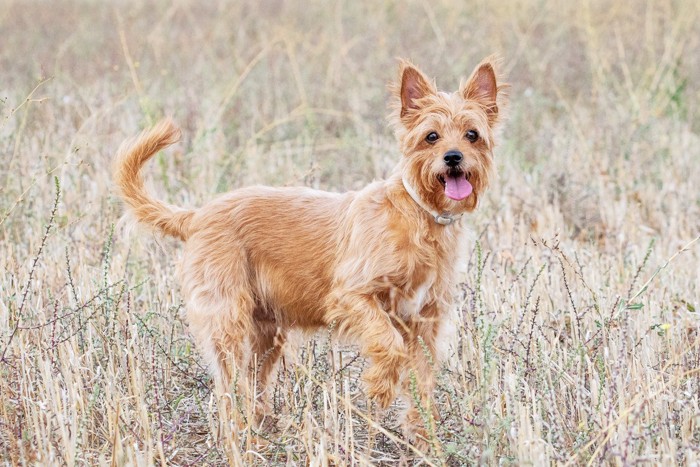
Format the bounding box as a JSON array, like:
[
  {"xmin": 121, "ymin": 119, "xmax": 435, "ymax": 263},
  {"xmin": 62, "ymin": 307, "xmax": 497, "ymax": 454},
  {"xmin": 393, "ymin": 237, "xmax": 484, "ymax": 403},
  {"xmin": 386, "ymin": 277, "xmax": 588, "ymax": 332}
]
[{"xmin": 114, "ymin": 57, "xmax": 505, "ymax": 446}]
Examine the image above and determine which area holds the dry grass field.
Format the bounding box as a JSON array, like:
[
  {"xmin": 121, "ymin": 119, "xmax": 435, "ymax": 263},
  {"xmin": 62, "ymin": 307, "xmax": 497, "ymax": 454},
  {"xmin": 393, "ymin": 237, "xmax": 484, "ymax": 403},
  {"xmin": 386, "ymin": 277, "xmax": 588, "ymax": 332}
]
[{"xmin": 1, "ymin": 1, "xmax": 700, "ymax": 465}]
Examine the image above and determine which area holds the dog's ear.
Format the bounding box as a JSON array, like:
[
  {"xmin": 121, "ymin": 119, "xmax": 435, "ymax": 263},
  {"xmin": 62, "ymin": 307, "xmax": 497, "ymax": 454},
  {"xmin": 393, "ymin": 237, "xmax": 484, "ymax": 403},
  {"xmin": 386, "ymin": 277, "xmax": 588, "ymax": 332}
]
[
  {"xmin": 398, "ymin": 60, "xmax": 436, "ymax": 120},
  {"xmin": 462, "ymin": 59, "xmax": 499, "ymax": 124}
]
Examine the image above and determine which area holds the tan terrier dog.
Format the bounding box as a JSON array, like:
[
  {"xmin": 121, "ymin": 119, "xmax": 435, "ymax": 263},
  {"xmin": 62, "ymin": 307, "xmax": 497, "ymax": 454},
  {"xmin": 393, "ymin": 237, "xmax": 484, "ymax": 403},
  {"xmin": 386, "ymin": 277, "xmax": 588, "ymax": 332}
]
[{"xmin": 114, "ymin": 57, "xmax": 504, "ymax": 446}]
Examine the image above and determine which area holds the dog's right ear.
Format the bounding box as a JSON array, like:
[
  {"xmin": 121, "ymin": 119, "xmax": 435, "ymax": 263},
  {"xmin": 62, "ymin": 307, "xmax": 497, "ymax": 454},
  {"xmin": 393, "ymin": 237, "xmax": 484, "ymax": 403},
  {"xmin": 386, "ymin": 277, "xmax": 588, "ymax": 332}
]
[{"xmin": 398, "ymin": 60, "xmax": 436, "ymax": 121}]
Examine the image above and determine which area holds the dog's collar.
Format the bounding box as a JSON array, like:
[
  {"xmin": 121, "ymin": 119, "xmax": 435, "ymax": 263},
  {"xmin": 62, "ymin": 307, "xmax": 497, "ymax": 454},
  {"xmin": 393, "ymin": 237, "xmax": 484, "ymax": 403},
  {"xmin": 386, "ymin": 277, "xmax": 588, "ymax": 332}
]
[{"xmin": 401, "ymin": 176, "xmax": 462, "ymax": 226}]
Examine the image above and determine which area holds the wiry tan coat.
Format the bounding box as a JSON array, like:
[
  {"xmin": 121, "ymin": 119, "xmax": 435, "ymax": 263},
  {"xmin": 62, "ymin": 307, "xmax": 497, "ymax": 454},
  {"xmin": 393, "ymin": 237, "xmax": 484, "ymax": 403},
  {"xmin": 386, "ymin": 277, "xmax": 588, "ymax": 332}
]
[{"xmin": 114, "ymin": 57, "xmax": 505, "ymax": 445}]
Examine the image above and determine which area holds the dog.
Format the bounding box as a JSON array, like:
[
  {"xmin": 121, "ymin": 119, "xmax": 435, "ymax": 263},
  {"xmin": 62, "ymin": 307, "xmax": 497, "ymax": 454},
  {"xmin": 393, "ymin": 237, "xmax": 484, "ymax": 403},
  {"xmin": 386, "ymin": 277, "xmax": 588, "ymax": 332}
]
[{"xmin": 114, "ymin": 57, "xmax": 504, "ymax": 447}]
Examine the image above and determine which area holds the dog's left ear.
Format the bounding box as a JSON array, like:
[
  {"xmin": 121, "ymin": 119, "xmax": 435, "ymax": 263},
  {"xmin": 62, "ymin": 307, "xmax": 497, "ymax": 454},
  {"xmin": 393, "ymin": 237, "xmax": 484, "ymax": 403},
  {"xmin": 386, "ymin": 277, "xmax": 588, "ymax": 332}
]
[{"xmin": 462, "ymin": 59, "xmax": 499, "ymax": 125}]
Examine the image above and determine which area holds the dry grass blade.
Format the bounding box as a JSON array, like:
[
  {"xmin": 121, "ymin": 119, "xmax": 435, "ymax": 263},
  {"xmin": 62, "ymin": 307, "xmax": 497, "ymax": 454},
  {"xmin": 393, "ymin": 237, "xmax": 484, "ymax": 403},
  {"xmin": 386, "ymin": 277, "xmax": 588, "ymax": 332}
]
[{"xmin": 1, "ymin": 1, "xmax": 699, "ymax": 465}]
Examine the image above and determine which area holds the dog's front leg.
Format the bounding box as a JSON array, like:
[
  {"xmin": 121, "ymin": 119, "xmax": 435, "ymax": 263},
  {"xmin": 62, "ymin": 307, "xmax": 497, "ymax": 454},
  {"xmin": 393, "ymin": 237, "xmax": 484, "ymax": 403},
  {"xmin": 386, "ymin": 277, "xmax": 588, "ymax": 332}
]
[{"xmin": 329, "ymin": 294, "xmax": 406, "ymax": 408}]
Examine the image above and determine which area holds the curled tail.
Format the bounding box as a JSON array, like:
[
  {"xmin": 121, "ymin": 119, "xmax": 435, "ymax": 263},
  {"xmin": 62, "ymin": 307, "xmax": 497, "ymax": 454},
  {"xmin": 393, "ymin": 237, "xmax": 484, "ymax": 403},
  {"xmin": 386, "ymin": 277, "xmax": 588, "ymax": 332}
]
[{"xmin": 114, "ymin": 119, "xmax": 194, "ymax": 241}]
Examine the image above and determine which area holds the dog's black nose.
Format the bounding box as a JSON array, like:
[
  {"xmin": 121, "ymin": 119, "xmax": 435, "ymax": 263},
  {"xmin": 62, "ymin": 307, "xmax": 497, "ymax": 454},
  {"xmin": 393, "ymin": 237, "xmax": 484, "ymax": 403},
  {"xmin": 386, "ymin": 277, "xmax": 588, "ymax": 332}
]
[{"xmin": 443, "ymin": 150, "xmax": 463, "ymax": 167}]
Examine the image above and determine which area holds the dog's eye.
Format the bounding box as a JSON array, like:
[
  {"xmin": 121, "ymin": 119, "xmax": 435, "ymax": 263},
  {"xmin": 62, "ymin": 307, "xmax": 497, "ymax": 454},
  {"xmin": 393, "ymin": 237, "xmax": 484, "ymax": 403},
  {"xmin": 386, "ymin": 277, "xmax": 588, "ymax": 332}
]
[
  {"xmin": 465, "ymin": 130, "xmax": 479, "ymax": 142},
  {"xmin": 425, "ymin": 132, "xmax": 439, "ymax": 143}
]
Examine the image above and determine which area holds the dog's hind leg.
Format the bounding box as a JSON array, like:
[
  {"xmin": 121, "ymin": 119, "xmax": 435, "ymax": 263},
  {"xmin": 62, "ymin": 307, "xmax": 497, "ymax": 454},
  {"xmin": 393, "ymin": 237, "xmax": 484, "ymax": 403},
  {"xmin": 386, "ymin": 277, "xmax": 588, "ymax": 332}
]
[
  {"xmin": 249, "ymin": 319, "xmax": 286, "ymax": 422},
  {"xmin": 187, "ymin": 293, "xmax": 254, "ymax": 402}
]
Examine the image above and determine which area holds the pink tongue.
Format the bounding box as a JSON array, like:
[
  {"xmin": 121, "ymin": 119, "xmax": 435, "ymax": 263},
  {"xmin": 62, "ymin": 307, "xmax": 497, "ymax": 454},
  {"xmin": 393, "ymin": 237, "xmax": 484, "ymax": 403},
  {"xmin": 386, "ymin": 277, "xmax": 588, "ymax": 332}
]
[{"xmin": 445, "ymin": 175, "xmax": 473, "ymax": 200}]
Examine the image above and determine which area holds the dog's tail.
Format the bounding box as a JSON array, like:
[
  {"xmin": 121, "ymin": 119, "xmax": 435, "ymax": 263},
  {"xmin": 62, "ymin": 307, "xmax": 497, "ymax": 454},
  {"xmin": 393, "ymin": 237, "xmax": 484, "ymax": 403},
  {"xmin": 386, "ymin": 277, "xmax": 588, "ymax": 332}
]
[{"xmin": 114, "ymin": 119, "xmax": 194, "ymax": 241}]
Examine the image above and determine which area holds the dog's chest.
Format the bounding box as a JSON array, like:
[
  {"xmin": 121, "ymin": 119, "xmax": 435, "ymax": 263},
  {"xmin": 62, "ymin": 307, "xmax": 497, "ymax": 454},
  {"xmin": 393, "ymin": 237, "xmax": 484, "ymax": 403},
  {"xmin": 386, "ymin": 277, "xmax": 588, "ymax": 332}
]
[{"xmin": 394, "ymin": 270, "xmax": 437, "ymax": 319}]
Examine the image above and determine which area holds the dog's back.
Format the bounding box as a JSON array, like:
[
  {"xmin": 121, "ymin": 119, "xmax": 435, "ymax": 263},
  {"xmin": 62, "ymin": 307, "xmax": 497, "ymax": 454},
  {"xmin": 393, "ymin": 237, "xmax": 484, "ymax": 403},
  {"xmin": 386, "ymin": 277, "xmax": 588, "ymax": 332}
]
[{"xmin": 180, "ymin": 185, "xmax": 353, "ymax": 328}]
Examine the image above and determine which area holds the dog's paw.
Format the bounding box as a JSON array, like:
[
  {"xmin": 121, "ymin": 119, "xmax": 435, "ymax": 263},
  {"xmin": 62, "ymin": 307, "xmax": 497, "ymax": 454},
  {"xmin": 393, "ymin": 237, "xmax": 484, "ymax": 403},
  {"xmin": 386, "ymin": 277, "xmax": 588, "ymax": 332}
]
[
  {"xmin": 365, "ymin": 381, "xmax": 397, "ymax": 409},
  {"xmin": 402, "ymin": 407, "xmax": 438, "ymax": 454},
  {"xmin": 404, "ymin": 422, "xmax": 433, "ymax": 454},
  {"xmin": 364, "ymin": 367, "xmax": 398, "ymax": 409},
  {"xmin": 252, "ymin": 399, "xmax": 276, "ymax": 430}
]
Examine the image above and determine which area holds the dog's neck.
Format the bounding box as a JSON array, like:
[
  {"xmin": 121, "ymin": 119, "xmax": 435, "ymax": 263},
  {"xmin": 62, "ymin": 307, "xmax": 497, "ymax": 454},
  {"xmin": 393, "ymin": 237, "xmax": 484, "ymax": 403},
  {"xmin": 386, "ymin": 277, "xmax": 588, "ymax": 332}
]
[{"xmin": 400, "ymin": 176, "xmax": 462, "ymax": 226}]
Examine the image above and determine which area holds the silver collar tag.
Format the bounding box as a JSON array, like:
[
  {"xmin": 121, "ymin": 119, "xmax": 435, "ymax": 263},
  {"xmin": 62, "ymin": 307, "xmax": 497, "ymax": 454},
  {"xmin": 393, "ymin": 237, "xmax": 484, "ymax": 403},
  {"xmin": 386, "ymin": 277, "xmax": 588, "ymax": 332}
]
[{"xmin": 434, "ymin": 214, "xmax": 457, "ymax": 225}]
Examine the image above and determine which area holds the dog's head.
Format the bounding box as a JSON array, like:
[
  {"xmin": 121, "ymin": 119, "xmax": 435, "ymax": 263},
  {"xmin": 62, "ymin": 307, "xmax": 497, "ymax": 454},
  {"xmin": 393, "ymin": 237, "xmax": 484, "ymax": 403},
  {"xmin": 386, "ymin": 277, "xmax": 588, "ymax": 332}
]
[{"xmin": 392, "ymin": 58, "xmax": 505, "ymax": 214}]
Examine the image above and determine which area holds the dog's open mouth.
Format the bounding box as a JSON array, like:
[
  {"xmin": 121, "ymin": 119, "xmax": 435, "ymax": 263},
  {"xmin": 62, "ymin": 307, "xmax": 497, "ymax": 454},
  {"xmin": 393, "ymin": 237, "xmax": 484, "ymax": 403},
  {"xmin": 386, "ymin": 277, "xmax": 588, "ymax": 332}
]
[{"xmin": 438, "ymin": 170, "xmax": 473, "ymax": 201}]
